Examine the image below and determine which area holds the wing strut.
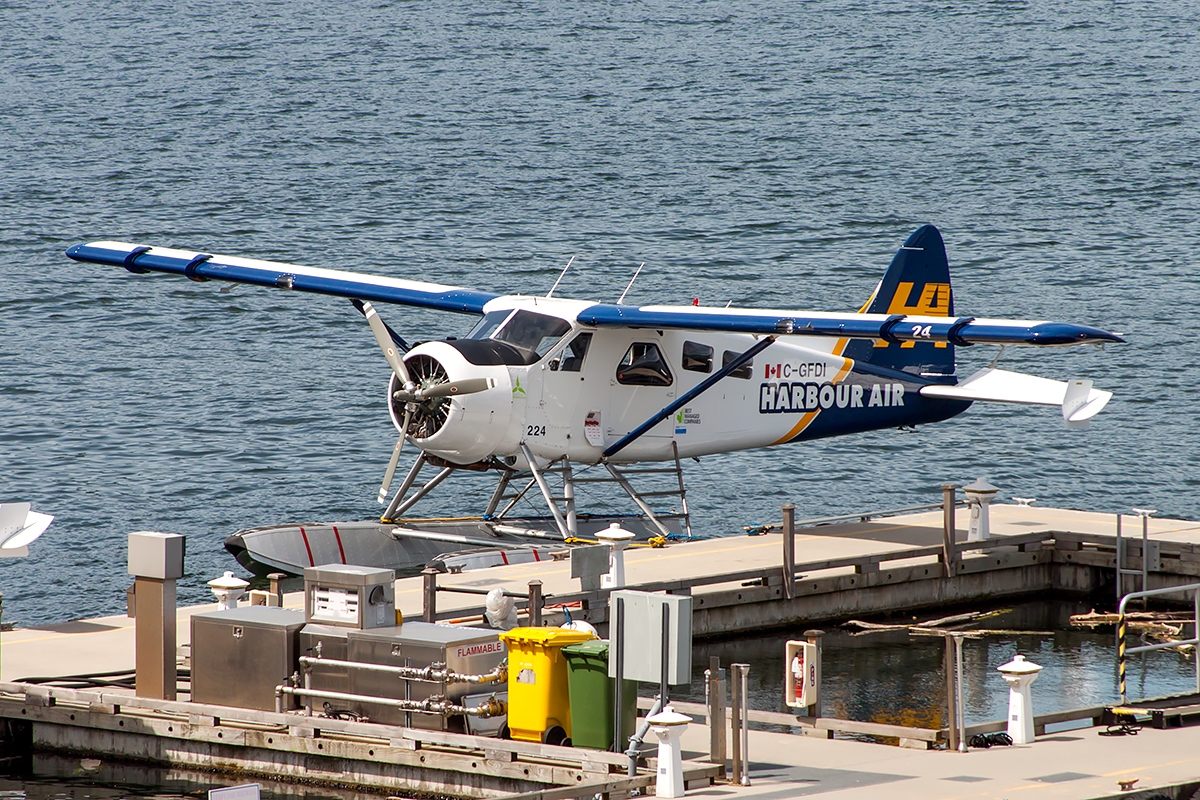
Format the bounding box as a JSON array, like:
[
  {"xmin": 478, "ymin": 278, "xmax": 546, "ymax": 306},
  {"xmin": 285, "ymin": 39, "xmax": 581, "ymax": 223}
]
[{"xmin": 603, "ymin": 335, "xmax": 777, "ymax": 459}]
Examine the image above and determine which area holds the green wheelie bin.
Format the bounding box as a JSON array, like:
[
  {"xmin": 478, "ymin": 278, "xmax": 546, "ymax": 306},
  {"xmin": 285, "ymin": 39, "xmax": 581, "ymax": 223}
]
[{"xmin": 562, "ymin": 639, "xmax": 637, "ymax": 750}]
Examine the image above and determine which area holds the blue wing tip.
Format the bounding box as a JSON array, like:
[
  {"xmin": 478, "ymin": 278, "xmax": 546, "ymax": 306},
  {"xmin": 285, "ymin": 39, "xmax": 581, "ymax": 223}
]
[{"xmin": 1028, "ymin": 322, "xmax": 1125, "ymax": 345}]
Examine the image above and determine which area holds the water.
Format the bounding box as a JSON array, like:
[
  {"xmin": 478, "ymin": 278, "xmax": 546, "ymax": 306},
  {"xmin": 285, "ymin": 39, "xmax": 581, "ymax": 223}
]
[
  {"xmin": 676, "ymin": 600, "xmax": 1200, "ymax": 735},
  {"xmin": 0, "ymin": 0, "xmax": 1198, "ymax": 713}
]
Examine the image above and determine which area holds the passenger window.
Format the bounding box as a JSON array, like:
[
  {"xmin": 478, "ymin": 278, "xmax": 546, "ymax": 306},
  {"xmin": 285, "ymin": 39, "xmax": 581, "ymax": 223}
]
[
  {"xmin": 616, "ymin": 342, "xmax": 673, "ymax": 387},
  {"xmin": 723, "ymin": 350, "xmax": 752, "ymax": 380},
  {"xmin": 558, "ymin": 333, "xmax": 592, "ymax": 372},
  {"xmin": 682, "ymin": 341, "xmax": 713, "ymax": 373}
]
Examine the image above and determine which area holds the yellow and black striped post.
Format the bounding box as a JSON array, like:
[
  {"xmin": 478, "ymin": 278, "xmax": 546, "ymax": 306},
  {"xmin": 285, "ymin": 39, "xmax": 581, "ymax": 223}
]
[{"xmin": 1118, "ymin": 612, "xmax": 1127, "ymax": 702}]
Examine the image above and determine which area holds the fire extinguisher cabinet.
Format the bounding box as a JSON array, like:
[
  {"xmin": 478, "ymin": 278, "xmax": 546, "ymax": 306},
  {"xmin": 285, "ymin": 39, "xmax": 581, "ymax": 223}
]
[{"xmin": 784, "ymin": 639, "xmax": 818, "ymax": 709}]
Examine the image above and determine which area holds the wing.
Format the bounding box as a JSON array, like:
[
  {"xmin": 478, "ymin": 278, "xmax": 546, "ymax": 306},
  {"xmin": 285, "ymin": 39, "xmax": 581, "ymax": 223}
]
[
  {"xmin": 66, "ymin": 241, "xmax": 498, "ymax": 314},
  {"xmin": 574, "ymin": 302, "xmax": 1124, "ymax": 347}
]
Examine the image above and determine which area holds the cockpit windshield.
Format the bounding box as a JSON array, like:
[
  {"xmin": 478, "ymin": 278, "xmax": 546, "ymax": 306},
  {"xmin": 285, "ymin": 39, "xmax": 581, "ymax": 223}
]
[
  {"xmin": 466, "ymin": 310, "xmax": 512, "ymax": 341},
  {"xmin": 464, "ymin": 309, "xmax": 571, "ymax": 361},
  {"xmin": 495, "ymin": 310, "xmax": 572, "ymax": 357}
]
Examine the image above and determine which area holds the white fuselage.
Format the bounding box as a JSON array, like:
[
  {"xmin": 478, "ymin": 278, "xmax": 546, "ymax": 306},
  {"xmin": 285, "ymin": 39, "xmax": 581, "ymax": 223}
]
[{"xmin": 397, "ymin": 295, "xmax": 872, "ymax": 468}]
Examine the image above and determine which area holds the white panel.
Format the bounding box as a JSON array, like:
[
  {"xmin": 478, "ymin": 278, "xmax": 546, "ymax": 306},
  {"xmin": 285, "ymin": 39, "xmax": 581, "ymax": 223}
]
[{"xmin": 607, "ymin": 590, "xmax": 692, "ymax": 684}]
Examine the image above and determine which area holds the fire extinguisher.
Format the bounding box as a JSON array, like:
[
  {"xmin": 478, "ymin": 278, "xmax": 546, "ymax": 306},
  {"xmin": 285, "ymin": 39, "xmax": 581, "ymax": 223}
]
[{"xmin": 790, "ymin": 651, "xmax": 805, "ymax": 702}]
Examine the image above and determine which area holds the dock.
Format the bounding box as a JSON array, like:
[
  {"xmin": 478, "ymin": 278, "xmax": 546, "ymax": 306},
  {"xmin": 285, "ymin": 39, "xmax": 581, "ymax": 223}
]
[{"xmin": 4, "ymin": 502, "xmax": 1200, "ymax": 799}]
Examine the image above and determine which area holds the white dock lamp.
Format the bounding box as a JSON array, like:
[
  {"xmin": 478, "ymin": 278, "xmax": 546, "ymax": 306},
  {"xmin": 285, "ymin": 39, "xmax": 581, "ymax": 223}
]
[
  {"xmin": 997, "ymin": 654, "xmax": 1043, "ymax": 744},
  {"xmin": 597, "ymin": 523, "xmax": 636, "ymax": 589},
  {"xmin": 963, "ymin": 477, "xmax": 999, "ymax": 542}
]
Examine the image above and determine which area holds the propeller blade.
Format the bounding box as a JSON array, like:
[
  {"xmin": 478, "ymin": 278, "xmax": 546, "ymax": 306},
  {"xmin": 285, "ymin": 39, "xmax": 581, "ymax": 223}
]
[
  {"xmin": 350, "ymin": 298, "xmax": 410, "ymax": 352},
  {"xmin": 361, "ymin": 301, "xmax": 411, "ymax": 384},
  {"xmin": 420, "ymin": 377, "xmax": 494, "ymax": 398},
  {"xmin": 377, "ymin": 410, "xmax": 411, "ymax": 504}
]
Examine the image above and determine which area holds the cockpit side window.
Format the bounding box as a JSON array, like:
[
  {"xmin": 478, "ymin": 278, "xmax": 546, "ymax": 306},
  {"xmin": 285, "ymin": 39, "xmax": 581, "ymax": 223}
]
[
  {"xmin": 558, "ymin": 332, "xmax": 592, "ymax": 372},
  {"xmin": 494, "ymin": 310, "xmax": 572, "ymax": 358},
  {"xmin": 616, "ymin": 342, "xmax": 673, "ymax": 387},
  {"xmin": 466, "ymin": 310, "xmax": 512, "ymax": 341}
]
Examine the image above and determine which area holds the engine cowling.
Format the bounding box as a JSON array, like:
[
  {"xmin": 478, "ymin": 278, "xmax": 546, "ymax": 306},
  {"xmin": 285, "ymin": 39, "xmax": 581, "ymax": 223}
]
[{"xmin": 387, "ymin": 341, "xmax": 514, "ymax": 465}]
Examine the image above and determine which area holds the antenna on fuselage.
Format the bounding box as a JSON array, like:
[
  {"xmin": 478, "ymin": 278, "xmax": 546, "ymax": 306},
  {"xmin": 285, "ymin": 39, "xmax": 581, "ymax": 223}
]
[
  {"xmin": 546, "ymin": 256, "xmax": 575, "ymax": 298},
  {"xmin": 617, "ymin": 263, "xmax": 645, "ymax": 305}
]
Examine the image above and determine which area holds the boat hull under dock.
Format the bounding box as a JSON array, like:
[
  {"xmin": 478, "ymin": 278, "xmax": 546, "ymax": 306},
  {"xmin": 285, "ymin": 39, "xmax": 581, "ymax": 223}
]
[{"xmin": 224, "ymin": 516, "xmax": 682, "ymax": 577}]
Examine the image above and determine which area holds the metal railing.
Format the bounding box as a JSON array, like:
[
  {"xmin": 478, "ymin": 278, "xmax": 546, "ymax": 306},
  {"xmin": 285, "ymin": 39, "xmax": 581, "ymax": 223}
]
[{"xmin": 1117, "ymin": 582, "xmax": 1200, "ymax": 703}]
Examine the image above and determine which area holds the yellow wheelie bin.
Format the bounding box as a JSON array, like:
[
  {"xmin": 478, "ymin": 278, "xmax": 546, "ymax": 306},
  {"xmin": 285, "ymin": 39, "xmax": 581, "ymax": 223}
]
[{"xmin": 499, "ymin": 627, "xmax": 596, "ymax": 745}]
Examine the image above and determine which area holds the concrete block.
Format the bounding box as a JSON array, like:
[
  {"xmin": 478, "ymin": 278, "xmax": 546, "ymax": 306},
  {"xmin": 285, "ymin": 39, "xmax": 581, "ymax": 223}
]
[{"xmin": 127, "ymin": 531, "xmax": 185, "ymax": 579}]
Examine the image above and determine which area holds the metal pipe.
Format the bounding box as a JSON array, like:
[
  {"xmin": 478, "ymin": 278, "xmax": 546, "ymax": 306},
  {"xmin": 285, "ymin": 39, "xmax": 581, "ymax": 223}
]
[
  {"xmin": 496, "ymin": 478, "xmax": 538, "ymax": 519},
  {"xmin": 744, "ymin": 500, "xmax": 964, "ymax": 534},
  {"xmin": 671, "ymin": 441, "xmax": 693, "ymax": 539},
  {"xmin": 520, "ymin": 444, "xmax": 571, "ymax": 538},
  {"xmin": 483, "ymin": 469, "xmax": 513, "ymax": 517},
  {"xmin": 944, "ymin": 634, "xmax": 959, "ymax": 751},
  {"xmin": 1115, "ymin": 513, "xmax": 1123, "ymax": 613},
  {"xmin": 626, "ymin": 696, "xmax": 662, "ymax": 777},
  {"xmin": 422, "ymin": 567, "xmax": 438, "ymax": 623},
  {"xmin": 953, "ymin": 634, "xmax": 966, "ymax": 752},
  {"xmin": 782, "ymin": 504, "xmax": 795, "ymax": 601},
  {"xmin": 561, "ymin": 460, "xmax": 578, "ymax": 538},
  {"xmin": 732, "ymin": 663, "xmax": 750, "ymax": 785},
  {"xmin": 942, "ymin": 484, "xmax": 957, "ymax": 578},
  {"xmin": 275, "ymin": 685, "xmax": 506, "ymax": 718},
  {"xmin": 388, "ymin": 465, "xmax": 456, "ymax": 519},
  {"xmin": 383, "ymin": 452, "xmax": 428, "ymax": 519},
  {"xmin": 304, "ymin": 662, "xmax": 313, "ymax": 717},
  {"xmin": 299, "ymin": 655, "xmax": 506, "ymax": 685},
  {"xmin": 707, "ymin": 656, "xmax": 726, "ymax": 773},
  {"xmin": 619, "ymin": 597, "xmax": 628, "ymax": 762},
  {"xmin": 660, "ymin": 603, "xmax": 670, "ymax": 709},
  {"xmin": 603, "ymin": 464, "xmax": 673, "ymax": 537},
  {"xmin": 528, "ymin": 580, "xmax": 543, "ymax": 627},
  {"xmin": 729, "ymin": 663, "xmax": 742, "ymax": 784}
]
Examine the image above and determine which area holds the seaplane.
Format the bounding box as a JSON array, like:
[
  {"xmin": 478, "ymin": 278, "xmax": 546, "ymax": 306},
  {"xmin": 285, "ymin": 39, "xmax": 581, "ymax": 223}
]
[{"xmin": 67, "ymin": 225, "xmax": 1123, "ymax": 576}]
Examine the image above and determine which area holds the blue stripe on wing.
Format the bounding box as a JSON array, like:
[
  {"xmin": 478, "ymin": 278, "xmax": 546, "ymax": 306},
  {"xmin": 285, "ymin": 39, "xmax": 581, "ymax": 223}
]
[
  {"xmin": 66, "ymin": 242, "xmax": 497, "ymax": 315},
  {"xmin": 575, "ymin": 304, "xmax": 1123, "ymax": 347}
]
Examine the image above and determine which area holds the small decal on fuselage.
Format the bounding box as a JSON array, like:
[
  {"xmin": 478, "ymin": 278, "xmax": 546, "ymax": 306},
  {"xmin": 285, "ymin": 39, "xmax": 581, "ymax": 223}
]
[
  {"xmin": 764, "ymin": 362, "xmax": 829, "ymax": 380},
  {"xmin": 759, "ymin": 382, "xmax": 905, "ymax": 413}
]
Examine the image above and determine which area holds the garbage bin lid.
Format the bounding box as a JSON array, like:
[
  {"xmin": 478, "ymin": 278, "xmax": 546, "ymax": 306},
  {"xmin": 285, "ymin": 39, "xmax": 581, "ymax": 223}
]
[
  {"xmin": 499, "ymin": 627, "xmax": 596, "ymax": 647},
  {"xmin": 562, "ymin": 638, "xmax": 610, "ymax": 657}
]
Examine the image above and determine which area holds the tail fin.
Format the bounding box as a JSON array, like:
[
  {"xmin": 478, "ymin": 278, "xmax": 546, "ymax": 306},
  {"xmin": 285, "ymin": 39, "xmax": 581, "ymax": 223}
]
[{"xmin": 843, "ymin": 224, "xmax": 956, "ymax": 377}]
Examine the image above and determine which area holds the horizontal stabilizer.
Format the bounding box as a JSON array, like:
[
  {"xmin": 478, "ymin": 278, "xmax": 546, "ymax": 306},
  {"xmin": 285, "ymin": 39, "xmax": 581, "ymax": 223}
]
[
  {"xmin": 920, "ymin": 368, "xmax": 1112, "ymax": 428},
  {"xmin": 0, "ymin": 502, "xmax": 54, "ymax": 557}
]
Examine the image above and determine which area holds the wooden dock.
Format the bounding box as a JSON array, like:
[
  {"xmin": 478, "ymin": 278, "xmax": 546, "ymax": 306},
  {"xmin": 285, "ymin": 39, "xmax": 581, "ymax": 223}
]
[{"xmin": 4, "ymin": 502, "xmax": 1200, "ymax": 798}]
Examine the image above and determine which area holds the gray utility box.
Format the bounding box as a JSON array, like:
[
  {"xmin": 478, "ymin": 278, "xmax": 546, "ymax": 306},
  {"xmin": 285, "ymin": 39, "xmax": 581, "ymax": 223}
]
[
  {"xmin": 191, "ymin": 606, "xmax": 305, "ymax": 711},
  {"xmin": 299, "ymin": 623, "xmax": 351, "ymax": 698},
  {"xmin": 304, "ymin": 564, "xmax": 395, "ymax": 630},
  {"xmin": 608, "ymin": 590, "xmax": 692, "ymax": 685},
  {"xmin": 347, "ymin": 622, "xmax": 506, "ymax": 731}
]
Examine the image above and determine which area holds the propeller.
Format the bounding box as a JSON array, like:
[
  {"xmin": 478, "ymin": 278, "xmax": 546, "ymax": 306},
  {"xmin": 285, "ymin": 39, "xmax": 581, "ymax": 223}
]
[
  {"xmin": 392, "ymin": 377, "xmax": 494, "ymax": 403},
  {"xmin": 353, "ymin": 300, "xmax": 494, "ymax": 503},
  {"xmin": 355, "ymin": 300, "xmax": 417, "ymax": 504}
]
